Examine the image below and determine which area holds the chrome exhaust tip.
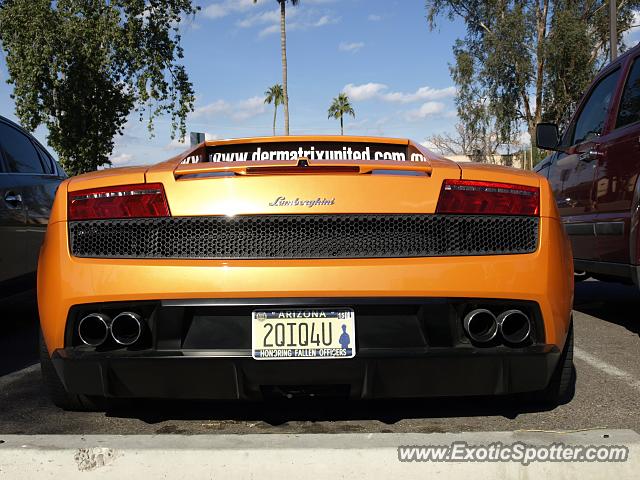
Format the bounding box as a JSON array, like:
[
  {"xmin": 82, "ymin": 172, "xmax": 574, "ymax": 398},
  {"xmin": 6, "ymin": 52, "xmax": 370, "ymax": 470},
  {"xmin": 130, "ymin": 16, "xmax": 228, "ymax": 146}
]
[
  {"xmin": 498, "ymin": 309, "xmax": 531, "ymax": 344},
  {"xmin": 78, "ymin": 313, "xmax": 110, "ymax": 347},
  {"xmin": 463, "ymin": 309, "xmax": 498, "ymax": 343},
  {"xmin": 110, "ymin": 312, "xmax": 143, "ymax": 346}
]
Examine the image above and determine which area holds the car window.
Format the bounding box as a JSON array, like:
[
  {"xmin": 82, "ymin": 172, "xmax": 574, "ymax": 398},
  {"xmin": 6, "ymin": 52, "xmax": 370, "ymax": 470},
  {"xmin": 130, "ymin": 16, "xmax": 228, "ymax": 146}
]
[
  {"xmin": 616, "ymin": 58, "xmax": 640, "ymax": 129},
  {"xmin": 0, "ymin": 122, "xmax": 46, "ymax": 174},
  {"xmin": 55, "ymin": 161, "xmax": 68, "ymax": 178},
  {"xmin": 35, "ymin": 144, "xmax": 55, "ymax": 174},
  {"xmin": 572, "ymin": 69, "xmax": 620, "ymax": 145}
]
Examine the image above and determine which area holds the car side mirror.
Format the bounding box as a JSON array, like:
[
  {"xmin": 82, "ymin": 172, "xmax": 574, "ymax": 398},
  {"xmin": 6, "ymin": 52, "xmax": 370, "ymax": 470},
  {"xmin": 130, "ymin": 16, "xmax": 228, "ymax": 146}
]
[{"xmin": 536, "ymin": 123, "xmax": 560, "ymax": 151}]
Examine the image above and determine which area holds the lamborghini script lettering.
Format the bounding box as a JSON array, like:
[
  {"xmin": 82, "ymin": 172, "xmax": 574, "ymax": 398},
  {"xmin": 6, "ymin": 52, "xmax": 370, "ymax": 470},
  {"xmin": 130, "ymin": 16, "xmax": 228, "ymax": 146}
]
[{"xmin": 269, "ymin": 196, "xmax": 335, "ymax": 208}]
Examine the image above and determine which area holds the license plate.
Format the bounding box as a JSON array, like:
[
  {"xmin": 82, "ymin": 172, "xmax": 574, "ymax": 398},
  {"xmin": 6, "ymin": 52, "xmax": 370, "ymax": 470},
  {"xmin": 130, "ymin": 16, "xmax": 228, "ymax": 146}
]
[{"xmin": 252, "ymin": 308, "xmax": 355, "ymax": 360}]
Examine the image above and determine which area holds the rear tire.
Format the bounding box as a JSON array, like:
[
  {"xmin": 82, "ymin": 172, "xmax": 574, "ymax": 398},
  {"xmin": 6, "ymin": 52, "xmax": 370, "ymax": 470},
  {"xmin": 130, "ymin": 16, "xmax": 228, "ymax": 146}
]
[
  {"xmin": 534, "ymin": 322, "xmax": 575, "ymax": 406},
  {"xmin": 39, "ymin": 330, "xmax": 106, "ymax": 411}
]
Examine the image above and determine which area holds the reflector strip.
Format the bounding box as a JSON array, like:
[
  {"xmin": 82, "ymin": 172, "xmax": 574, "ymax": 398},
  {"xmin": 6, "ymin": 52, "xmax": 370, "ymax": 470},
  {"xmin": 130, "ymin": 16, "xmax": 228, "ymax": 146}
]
[{"xmin": 71, "ymin": 189, "xmax": 163, "ymax": 201}]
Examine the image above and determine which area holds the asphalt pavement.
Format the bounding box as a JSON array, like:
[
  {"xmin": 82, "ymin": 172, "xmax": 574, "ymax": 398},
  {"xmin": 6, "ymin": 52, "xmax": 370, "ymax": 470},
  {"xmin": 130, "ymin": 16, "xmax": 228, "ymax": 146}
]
[{"xmin": 0, "ymin": 280, "xmax": 638, "ymax": 435}]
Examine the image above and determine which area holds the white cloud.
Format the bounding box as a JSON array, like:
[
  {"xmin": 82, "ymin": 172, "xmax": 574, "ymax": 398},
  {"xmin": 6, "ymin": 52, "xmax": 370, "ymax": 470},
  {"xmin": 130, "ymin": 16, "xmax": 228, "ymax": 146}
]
[
  {"xmin": 420, "ymin": 140, "xmax": 440, "ymax": 151},
  {"xmin": 237, "ymin": 8, "xmax": 280, "ymax": 28},
  {"xmin": 343, "ymin": 83, "xmax": 456, "ymax": 104},
  {"xmin": 233, "ymin": 96, "xmax": 267, "ymax": 121},
  {"xmin": 166, "ymin": 138, "xmax": 189, "ymax": 150},
  {"xmin": 192, "ymin": 99, "xmax": 229, "ymax": 117},
  {"xmin": 203, "ymin": 0, "xmax": 258, "ymax": 19},
  {"xmin": 623, "ymin": 11, "xmax": 640, "ymax": 48},
  {"xmin": 259, "ymin": 24, "xmax": 280, "ymax": 37},
  {"xmin": 367, "ymin": 14, "xmax": 382, "ymax": 21},
  {"xmin": 204, "ymin": 0, "xmax": 338, "ymax": 37},
  {"xmin": 339, "ymin": 41, "xmax": 365, "ymax": 53},
  {"xmin": 192, "ymin": 96, "xmax": 266, "ymax": 122},
  {"xmin": 406, "ymin": 102, "xmax": 446, "ymax": 120},
  {"xmin": 258, "ymin": 14, "xmax": 340, "ymax": 36},
  {"xmin": 232, "ymin": 5, "xmax": 338, "ymax": 37},
  {"xmin": 313, "ymin": 15, "xmax": 335, "ymax": 27},
  {"xmin": 110, "ymin": 153, "xmax": 134, "ymax": 166},
  {"xmin": 342, "ymin": 82, "xmax": 388, "ymax": 101},
  {"xmin": 165, "ymin": 132, "xmax": 219, "ymax": 150},
  {"xmin": 382, "ymin": 86, "xmax": 457, "ymax": 103}
]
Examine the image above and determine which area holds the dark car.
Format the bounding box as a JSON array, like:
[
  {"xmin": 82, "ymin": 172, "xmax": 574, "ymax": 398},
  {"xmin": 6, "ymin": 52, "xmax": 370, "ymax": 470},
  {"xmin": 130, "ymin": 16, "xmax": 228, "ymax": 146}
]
[
  {"xmin": 535, "ymin": 43, "xmax": 640, "ymax": 286},
  {"xmin": 0, "ymin": 115, "xmax": 66, "ymax": 301}
]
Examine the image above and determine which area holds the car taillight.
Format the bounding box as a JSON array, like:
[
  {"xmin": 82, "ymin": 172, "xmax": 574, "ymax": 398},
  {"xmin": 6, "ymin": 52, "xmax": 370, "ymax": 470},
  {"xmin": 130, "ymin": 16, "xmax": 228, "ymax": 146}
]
[
  {"xmin": 436, "ymin": 179, "xmax": 539, "ymax": 216},
  {"xmin": 68, "ymin": 183, "xmax": 170, "ymax": 220}
]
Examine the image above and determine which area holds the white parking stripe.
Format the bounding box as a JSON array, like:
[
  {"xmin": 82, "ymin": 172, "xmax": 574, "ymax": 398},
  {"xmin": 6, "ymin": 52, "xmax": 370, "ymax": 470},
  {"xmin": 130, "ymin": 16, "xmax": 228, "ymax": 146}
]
[
  {"xmin": 574, "ymin": 347, "xmax": 640, "ymax": 392},
  {"xmin": 0, "ymin": 364, "xmax": 39, "ymax": 390}
]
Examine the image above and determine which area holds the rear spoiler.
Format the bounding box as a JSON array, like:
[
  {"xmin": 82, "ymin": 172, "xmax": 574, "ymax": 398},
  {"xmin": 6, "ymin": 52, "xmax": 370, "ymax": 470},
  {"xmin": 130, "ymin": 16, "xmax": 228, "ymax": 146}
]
[
  {"xmin": 172, "ymin": 139, "xmax": 432, "ymax": 178},
  {"xmin": 174, "ymin": 158, "xmax": 433, "ymax": 178}
]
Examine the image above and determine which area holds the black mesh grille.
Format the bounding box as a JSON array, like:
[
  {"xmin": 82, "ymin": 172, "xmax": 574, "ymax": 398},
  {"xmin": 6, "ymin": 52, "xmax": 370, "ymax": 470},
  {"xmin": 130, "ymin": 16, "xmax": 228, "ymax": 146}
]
[{"xmin": 68, "ymin": 214, "xmax": 538, "ymax": 259}]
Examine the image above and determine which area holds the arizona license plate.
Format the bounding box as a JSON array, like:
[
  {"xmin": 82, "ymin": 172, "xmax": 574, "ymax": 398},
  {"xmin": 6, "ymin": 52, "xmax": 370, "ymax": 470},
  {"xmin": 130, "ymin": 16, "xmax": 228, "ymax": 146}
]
[{"xmin": 252, "ymin": 308, "xmax": 356, "ymax": 360}]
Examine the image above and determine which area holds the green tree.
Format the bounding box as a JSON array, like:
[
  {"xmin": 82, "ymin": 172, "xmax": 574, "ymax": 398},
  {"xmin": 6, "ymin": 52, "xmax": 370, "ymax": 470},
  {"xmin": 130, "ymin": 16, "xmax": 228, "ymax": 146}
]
[
  {"xmin": 0, "ymin": 0, "xmax": 198, "ymax": 175},
  {"xmin": 542, "ymin": 5, "xmax": 597, "ymax": 127},
  {"xmin": 255, "ymin": 0, "xmax": 299, "ymax": 136},
  {"xmin": 449, "ymin": 43, "xmax": 502, "ymax": 161},
  {"xmin": 426, "ymin": 0, "xmax": 640, "ymax": 165},
  {"xmin": 264, "ymin": 84, "xmax": 284, "ymax": 135},
  {"xmin": 328, "ymin": 93, "xmax": 355, "ymax": 135}
]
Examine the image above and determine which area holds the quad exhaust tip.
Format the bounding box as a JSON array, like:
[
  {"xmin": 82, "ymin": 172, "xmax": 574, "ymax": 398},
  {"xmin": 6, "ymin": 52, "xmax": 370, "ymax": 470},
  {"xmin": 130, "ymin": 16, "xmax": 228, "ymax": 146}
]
[
  {"xmin": 498, "ymin": 309, "xmax": 532, "ymax": 344},
  {"xmin": 463, "ymin": 309, "xmax": 498, "ymax": 343},
  {"xmin": 78, "ymin": 313, "xmax": 110, "ymax": 347},
  {"xmin": 110, "ymin": 312, "xmax": 143, "ymax": 346}
]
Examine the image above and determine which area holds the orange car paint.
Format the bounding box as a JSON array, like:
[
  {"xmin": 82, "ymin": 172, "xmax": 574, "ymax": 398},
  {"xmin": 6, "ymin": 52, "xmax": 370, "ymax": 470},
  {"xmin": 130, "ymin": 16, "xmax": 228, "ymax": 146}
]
[{"xmin": 38, "ymin": 136, "xmax": 573, "ymax": 356}]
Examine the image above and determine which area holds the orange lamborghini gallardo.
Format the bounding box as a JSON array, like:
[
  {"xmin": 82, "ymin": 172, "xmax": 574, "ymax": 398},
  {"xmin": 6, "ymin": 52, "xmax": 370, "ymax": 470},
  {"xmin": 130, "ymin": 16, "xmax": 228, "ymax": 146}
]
[{"xmin": 37, "ymin": 136, "xmax": 574, "ymax": 410}]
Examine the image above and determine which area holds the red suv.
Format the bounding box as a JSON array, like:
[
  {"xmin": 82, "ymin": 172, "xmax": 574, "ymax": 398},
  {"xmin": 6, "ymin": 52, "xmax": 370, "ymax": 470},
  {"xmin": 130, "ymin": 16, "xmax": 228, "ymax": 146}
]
[{"xmin": 536, "ymin": 44, "xmax": 640, "ymax": 285}]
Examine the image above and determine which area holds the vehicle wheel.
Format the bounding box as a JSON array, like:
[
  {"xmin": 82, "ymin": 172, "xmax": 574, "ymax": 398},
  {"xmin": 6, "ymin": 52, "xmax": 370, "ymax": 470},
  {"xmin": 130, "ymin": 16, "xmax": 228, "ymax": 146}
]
[
  {"xmin": 534, "ymin": 322, "xmax": 575, "ymax": 406},
  {"xmin": 39, "ymin": 330, "xmax": 106, "ymax": 411}
]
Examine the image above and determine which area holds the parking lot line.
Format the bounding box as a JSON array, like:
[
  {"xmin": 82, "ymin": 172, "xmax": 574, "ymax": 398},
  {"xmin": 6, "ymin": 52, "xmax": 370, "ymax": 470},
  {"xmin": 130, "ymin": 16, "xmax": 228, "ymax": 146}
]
[{"xmin": 574, "ymin": 347, "xmax": 640, "ymax": 392}]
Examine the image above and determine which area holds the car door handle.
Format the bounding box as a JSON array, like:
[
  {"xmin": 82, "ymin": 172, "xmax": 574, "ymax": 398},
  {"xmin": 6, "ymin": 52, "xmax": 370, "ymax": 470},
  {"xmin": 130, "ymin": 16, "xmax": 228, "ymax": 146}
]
[
  {"xmin": 578, "ymin": 150, "xmax": 603, "ymax": 162},
  {"xmin": 4, "ymin": 192, "xmax": 23, "ymax": 207}
]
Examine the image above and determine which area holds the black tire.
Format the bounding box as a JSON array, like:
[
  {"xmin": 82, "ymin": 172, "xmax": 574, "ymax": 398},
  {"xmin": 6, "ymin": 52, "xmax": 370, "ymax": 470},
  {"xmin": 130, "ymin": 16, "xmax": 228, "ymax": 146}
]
[
  {"xmin": 39, "ymin": 331, "xmax": 106, "ymax": 411},
  {"xmin": 534, "ymin": 322, "xmax": 575, "ymax": 406}
]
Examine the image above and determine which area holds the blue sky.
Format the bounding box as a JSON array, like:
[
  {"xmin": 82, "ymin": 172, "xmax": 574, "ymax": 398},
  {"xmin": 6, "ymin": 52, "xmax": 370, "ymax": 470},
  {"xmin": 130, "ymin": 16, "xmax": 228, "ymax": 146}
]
[
  {"xmin": 1, "ymin": 1, "xmax": 638, "ymax": 168},
  {"xmin": 0, "ymin": 0, "xmax": 467, "ymax": 166}
]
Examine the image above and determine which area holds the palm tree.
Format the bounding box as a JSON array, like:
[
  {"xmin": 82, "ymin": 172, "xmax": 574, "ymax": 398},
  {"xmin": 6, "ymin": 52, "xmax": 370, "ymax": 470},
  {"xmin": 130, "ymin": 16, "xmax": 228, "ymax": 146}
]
[
  {"xmin": 254, "ymin": 0, "xmax": 299, "ymax": 135},
  {"xmin": 328, "ymin": 93, "xmax": 355, "ymax": 135},
  {"xmin": 264, "ymin": 84, "xmax": 284, "ymax": 135}
]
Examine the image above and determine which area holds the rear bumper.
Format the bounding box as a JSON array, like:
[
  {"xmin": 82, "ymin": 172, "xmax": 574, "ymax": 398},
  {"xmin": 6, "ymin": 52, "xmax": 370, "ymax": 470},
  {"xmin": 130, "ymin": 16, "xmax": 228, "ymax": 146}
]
[
  {"xmin": 39, "ymin": 216, "xmax": 574, "ymax": 352},
  {"xmin": 52, "ymin": 345, "xmax": 561, "ymax": 400},
  {"xmin": 51, "ymin": 296, "xmax": 565, "ymax": 400}
]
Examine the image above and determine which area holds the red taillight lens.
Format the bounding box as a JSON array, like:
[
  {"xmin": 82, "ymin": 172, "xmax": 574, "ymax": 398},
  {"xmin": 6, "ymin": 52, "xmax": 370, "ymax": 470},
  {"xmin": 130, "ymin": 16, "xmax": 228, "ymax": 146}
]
[
  {"xmin": 68, "ymin": 183, "xmax": 170, "ymax": 220},
  {"xmin": 436, "ymin": 179, "xmax": 539, "ymax": 216}
]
